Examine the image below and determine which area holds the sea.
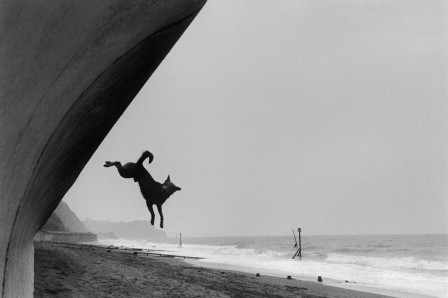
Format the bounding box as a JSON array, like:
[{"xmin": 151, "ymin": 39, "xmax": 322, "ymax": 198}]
[{"xmin": 96, "ymin": 234, "xmax": 448, "ymax": 298}]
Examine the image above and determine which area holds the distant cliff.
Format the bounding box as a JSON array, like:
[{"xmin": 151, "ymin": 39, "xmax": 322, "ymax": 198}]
[
  {"xmin": 42, "ymin": 201, "xmax": 90, "ymax": 233},
  {"xmin": 36, "ymin": 201, "xmax": 96, "ymax": 243},
  {"xmin": 41, "ymin": 211, "xmax": 69, "ymax": 232},
  {"xmin": 84, "ymin": 219, "xmax": 166, "ymax": 239}
]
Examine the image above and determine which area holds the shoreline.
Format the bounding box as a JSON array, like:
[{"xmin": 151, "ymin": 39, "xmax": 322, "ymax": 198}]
[
  {"xmin": 94, "ymin": 238, "xmax": 436, "ymax": 298},
  {"xmin": 34, "ymin": 241, "xmax": 392, "ymax": 297},
  {"xmin": 185, "ymin": 259, "xmax": 431, "ymax": 298}
]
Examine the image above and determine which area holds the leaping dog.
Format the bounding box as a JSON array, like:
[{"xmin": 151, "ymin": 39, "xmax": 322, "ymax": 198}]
[{"xmin": 104, "ymin": 151, "xmax": 181, "ymax": 229}]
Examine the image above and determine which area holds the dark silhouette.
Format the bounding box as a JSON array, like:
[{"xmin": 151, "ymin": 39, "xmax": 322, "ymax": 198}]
[
  {"xmin": 104, "ymin": 151, "xmax": 153, "ymax": 181},
  {"xmin": 104, "ymin": 151, "xmax": 181, "ymax": 229}
]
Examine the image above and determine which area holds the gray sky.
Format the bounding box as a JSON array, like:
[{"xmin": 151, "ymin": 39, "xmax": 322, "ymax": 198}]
[{"xmin": 64, "ymin": 0, "xmax": 448, "ymax": 237}]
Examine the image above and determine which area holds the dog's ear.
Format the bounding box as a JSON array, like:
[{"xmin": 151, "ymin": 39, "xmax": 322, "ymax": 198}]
[{"xmin": 166, "ymin": 175, "xmax": 171, "ymax": 182}]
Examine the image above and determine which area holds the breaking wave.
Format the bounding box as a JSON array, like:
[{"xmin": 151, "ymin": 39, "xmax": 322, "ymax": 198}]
[{"xmin": 325, "ymin": 253, "xmax": 448, "ymax": 271}]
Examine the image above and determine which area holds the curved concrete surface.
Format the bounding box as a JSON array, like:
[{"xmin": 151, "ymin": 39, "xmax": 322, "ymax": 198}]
[{"xmin": 0, "ymin": 1, "xmax": 206, "ymax": 296}]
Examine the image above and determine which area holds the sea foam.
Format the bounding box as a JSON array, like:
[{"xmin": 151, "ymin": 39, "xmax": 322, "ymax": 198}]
[
  {"xmin": 97, "ymin": 234, "xmax": 448, "ymax": 298},
  {"xmin": 325, "ymin": 253, "xmax": 448, "ymax": 271}
]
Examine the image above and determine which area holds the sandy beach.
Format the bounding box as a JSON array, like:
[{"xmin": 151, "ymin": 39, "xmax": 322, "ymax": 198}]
[{"xmin": 34, "ymin": 242, "xmax": 391, "ymax": 297}]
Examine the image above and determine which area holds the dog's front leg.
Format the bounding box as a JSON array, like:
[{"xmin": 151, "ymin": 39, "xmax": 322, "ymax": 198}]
[
  {"xmin": 146, "ymin": 201, "xmax": 155, "ymax": 226},
  {"xmin": 156, "ymin": 204, "xmax": 164, "ymax": 229}
]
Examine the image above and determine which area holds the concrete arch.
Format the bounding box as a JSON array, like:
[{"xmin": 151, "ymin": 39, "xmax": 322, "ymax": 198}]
[{"xmin": 0, "ymin": 1, "xmax": 206, "ymax": 296}]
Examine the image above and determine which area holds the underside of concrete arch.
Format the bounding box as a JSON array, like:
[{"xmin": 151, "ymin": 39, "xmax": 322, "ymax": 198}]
[{"xmin": 0, "ymin": 1, "xmax": 206, "ymax": 296}]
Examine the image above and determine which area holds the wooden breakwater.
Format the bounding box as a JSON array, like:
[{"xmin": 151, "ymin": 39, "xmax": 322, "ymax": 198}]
[{"xmin": 34, "ymin": 230, "xmax": 97, "ymax": 243}]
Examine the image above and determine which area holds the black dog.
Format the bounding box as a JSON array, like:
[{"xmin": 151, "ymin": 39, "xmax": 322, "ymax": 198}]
[{"xmin": 104, "ymin": 151, "xmax": 181, "ymax": 228}]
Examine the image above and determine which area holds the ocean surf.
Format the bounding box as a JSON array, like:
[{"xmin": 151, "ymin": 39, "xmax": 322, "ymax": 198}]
[{"xmin": 97, "ymin": 234, "xmax": 448, "ymax": 297}]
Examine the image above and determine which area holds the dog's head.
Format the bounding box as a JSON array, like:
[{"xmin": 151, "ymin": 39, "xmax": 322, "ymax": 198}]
[{"xmin": 162, "ymin": 175, "xmax": 181, "ymax": 198}]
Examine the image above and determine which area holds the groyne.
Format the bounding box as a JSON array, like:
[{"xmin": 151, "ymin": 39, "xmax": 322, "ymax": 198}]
[{"xmin": 34, "ymin": 230, "xmax": 97, "ymax": 243}]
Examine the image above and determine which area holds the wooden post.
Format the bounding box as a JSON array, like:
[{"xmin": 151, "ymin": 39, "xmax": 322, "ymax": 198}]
[
  {"xmin": 292, "ymin": 229, "xmax": 298, "ymax": 248},
  {"xmin": 178, "ymin": 233, "xmax": 182, "ymax": 248},
  {"xmin": 292, "ymin": 228, "xmax": 302, "ymax": 259}
]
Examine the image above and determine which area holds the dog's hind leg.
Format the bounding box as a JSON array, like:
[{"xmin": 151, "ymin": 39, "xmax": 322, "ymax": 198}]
[
  {"xmin": 156, "ymin": 204, "xmax": 164, "ymax": 229},
  {"xmin": 146, "ymin": 201, "xmax": 155, "ymax": 226}
]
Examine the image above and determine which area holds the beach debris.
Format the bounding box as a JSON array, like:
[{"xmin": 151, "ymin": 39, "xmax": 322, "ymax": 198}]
[
  {"xmin": 287, "ymin": 275, "xmax": 292, "ymax": 280},
  {"xmin": 317, "ymin": 276, "xmax": 323, "ymax": 282},
  {"xmin": 256, "ymin": 273, "xmax": 260, "ymax": 277}
]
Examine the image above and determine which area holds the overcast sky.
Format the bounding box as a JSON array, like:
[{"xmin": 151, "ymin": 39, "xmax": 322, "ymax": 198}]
[{"xmin": 64, "ymin": 0, "xmax": 448, "ymax": 237}]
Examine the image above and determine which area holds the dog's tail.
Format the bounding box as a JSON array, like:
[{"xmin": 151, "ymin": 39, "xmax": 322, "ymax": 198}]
[{"xmin": 137, "ymin": 150, "xmax": 154, "ymax": 165}]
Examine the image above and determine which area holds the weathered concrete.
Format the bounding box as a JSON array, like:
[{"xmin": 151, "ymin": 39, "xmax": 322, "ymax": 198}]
[{"xmin": 0, "ymin": 0, "xmax": 206, "ymax": 296}]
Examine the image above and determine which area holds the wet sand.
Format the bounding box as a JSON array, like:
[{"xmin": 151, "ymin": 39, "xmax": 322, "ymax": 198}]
[{"xmin": 34, "ymin": 242, "xmax": 391, "ymax": 297}]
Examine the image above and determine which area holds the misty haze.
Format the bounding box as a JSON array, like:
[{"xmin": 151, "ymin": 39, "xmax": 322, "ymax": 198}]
[{"xmin": 2, "ymin": 0, "xmax": 446, "ymax": 297}]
